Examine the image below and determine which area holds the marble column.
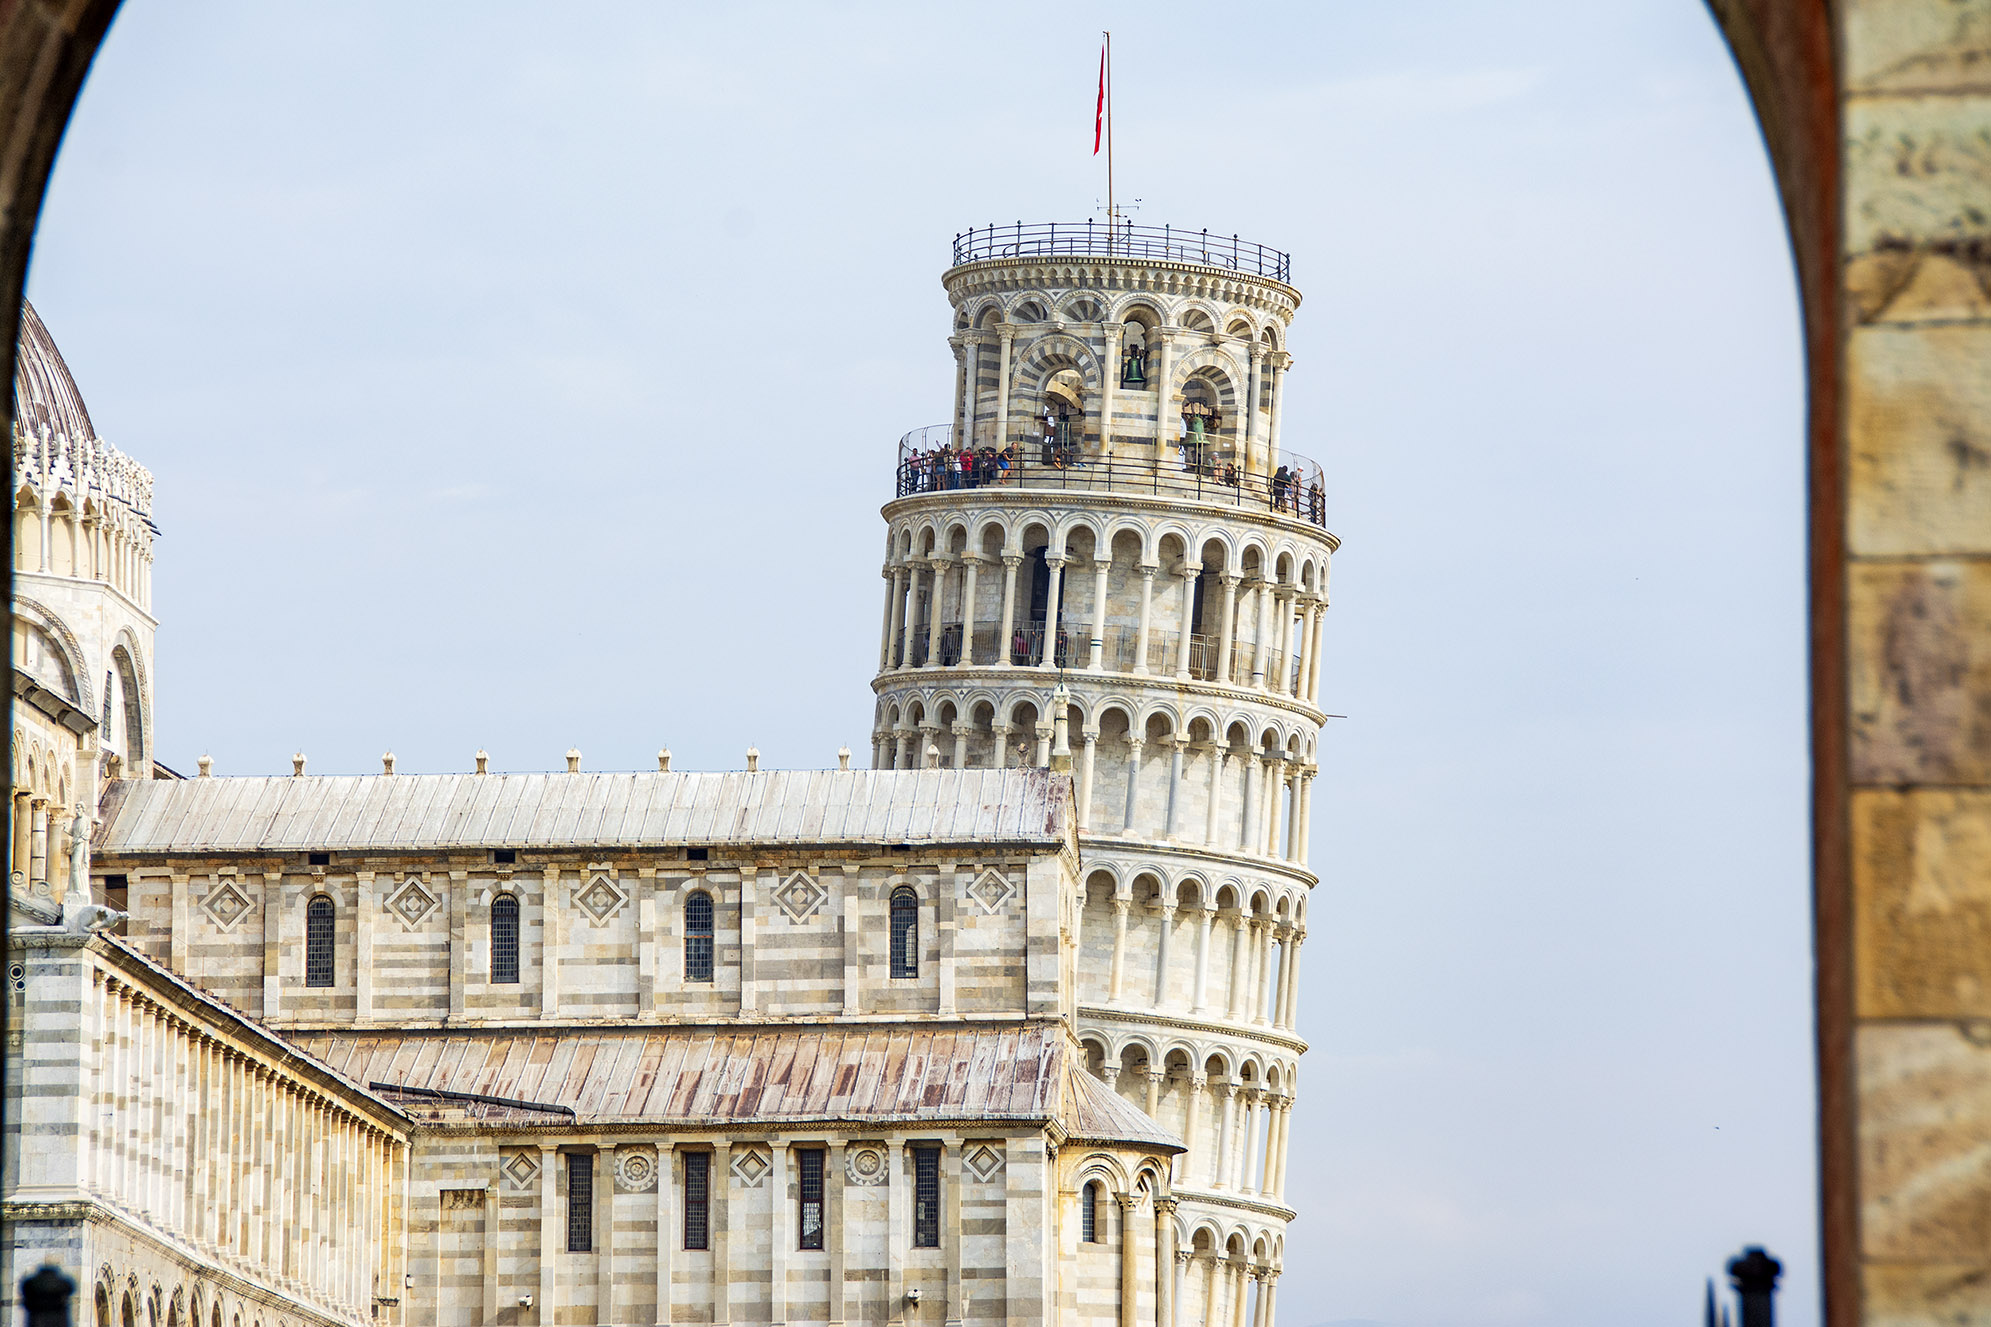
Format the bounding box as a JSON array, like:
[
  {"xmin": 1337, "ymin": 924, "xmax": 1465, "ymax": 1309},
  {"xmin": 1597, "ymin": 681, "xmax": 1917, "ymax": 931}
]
[
  {"xmin": 994, "ymin": 326, "xmax": 1015, "ymax": 448},
  {"xmin": 1174, "ymin": 569, "xmax": 1197, "ymax": 678},
  {"xmin": 1088, "ymin": 557, "xmax": 1111, "ymax": 670},
  {"xmin": 1077, "ymin": 731, "xmax": 1099, "ymax": 830},
  {"xmin": 957, "ymin": 554, "xmax": 981, "ymax": 667},
  {"xmin": 900, "ymin": 564, "xmax": 925, "ymax": 668},
  {"xmin": 1164, "ymin": 739, "xmax": 1185, "ymax": 839},
  {"xmin": 1155, "ymin": 1199, "xmax": 1179, "ymax": 1327},
  {"xmin": 1122, "ymin": 736, "xmax": 1145, "ymax": 834},
  {"xmin": 925, "ymin": 558, "xmax": 947, "ymax": 667},
  {"xmin": 1108, "ymin": 898, "xmax": 1130, "ymax": 1004},
  {"xmin": 1038, "ymin": 556, "xmax": 1067, "ymax": 668},
  {"xmin": 881, "ymin": 568, "xmax": 905, "ymax": 669},
  {"xmin": 1133, "ymin": 566, "xmax": 1157, "ymax": 673},
  {"xmin": 1192, "ymin": 909, "xmax": 1214, "ymax": 1014},
  {"xmin": 1217, "ymin": 575, "xmax": 1240, "ymax": 683},
  {"xmin": 1119, "ymin": 1194, "xmax": 1143, "ymax": 1327},
  {"xmin": 996, "ymin": 555, "xmax": 1022, "ymax": 668}
]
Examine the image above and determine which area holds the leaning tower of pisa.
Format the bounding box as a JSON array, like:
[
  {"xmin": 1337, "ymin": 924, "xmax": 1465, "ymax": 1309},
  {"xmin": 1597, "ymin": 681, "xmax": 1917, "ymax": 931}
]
[{"xmin": 873, "ymin": 222, "xmax": 1332, "ymax": 1326}]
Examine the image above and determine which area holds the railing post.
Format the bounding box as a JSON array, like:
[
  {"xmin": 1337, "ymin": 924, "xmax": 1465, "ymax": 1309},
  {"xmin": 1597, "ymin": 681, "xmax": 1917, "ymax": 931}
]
[{"xmin": 1727, "ymin": 1248, "xmax": 1781, "ymax": 1327}]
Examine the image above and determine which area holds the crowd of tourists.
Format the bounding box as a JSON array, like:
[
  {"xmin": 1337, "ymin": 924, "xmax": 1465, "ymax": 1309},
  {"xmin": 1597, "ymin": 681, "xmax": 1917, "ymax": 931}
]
[{"xmin": 895, "ymin": 440, "xmax": 1327, "ymax": 527}]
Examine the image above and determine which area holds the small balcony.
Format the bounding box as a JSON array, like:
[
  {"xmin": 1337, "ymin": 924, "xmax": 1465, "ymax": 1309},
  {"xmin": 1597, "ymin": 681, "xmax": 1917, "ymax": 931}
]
[{"xmin": 894, "ymin": 426, "xmax": 1329, "ymax": 530}]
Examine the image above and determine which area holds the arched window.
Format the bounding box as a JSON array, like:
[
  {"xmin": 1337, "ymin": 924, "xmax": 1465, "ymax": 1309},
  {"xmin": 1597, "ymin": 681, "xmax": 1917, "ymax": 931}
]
[
  {"xmin": 305, "ymin": 896, "xmax": 335, "ymax": 987},
  {"xmin": 1081, "ymin": 1180, "xmax": 1101, "ymax": 1242},
  {"xmin": 491, "ymin": 895, "xmax": 520, "ymax": 984},
  {"xmin": 890, "ymin": 887, "xmax": 919, "ymax": 978},
  {"xmin": 684, "ymin": 890, "xmax": 714, "ymax": 982}
]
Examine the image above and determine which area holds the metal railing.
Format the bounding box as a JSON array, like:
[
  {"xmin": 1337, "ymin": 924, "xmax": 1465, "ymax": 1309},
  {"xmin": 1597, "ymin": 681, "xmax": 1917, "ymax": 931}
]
[
  {"xmin": 952, "ymin": 221, "xmax": 1291, "ymax": 284},
  {"xmin": 898, "ymin": 621, "xmax": 1304, "ymax": 690},
  {"xmin": 894, "ymin": 426, "xmax": 1328, "ymax": 528}
]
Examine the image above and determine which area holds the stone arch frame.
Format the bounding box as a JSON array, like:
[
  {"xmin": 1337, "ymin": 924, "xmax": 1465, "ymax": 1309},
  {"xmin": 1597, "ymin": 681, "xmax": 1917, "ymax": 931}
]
[
  {"xmin": 1009, "ymin": 333, "xmax": 1104, "ymax": 426},
  {"xmin": 1174, "ymin": 296, "xmax": 1223, "ymax": 333},
  {"xmin": 1051, "ymin": 509, "xmax": 1108, "ymax": 560},
  {"xmin": 1078, "ymin": 1031, "xmax": 1113, "ymax": 1078},
  {"xmin": 1201, "ymin": 1046, "xmax": 1237, "ymax": 1084},
  {"xmin": 967, "ymin": 513, "xmax": 1009, "ymax": 558},
  {"xmin": 1061, "ymin": 292, "xmax": 1106, "ymax": 324},
  {"xmin": 968, "ymin": 299, "xmax": 1004, "ymax": 330},
  {"xmin": 1171, "ymin": 869, "xmax": 1214, "ymax": 911},
  {"xmin": 1097, "ymin": 514, "xmax": 1153, "ymax": 567},
  {"xmin": 1012, "ymin": 516, "xmax": 1055, "ymax": 558},
  {"xmin": 1071, "ymin": 1150, "xmax": 1133, "ymax": 1198},
  {"xmin": 1234, "ymin": 533, "xmax": 1272, "ymax": 578},
  {"xmin": 1223, "ymin": 309, "xmax": 1259, "ymax": 340},
  {"xmin": 1008, "ymin": 295, "xmax": 1050, "ymax": 324},
  {"xmin": 12, "ymin": 592, "xmax": 92, "ymax": 713},
  {"xmin": 108, "ymin": 627, "xmax": 149, "ymax": 764}
]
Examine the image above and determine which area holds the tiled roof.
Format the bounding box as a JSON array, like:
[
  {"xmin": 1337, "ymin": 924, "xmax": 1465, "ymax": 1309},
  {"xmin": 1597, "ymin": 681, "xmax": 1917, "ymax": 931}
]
[
  {"xmin": 94, "ymin": 768, "xmax": 1071, "ymax": 855},
  {"xmin": 1063, "ymin": 1066, "xmax": 1185, "ymax": 1151},
  {"xmin": 292, "ymin": 1024, "xmax": 1067, "ymax": 1127}
]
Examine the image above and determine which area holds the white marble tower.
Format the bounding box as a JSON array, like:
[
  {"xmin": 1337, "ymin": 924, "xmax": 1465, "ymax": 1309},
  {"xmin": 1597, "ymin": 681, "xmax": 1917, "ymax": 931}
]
[{"xmin": 872, "ymin": 222, "xmax": 1336, "ymax": 1327}]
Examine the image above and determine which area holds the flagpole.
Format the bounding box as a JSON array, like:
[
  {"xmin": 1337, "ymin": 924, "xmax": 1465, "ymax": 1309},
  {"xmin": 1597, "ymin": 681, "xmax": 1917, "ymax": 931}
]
[{"xmin": 1104, "ymin": 31, "xmax": 1114, "ymax": 244}]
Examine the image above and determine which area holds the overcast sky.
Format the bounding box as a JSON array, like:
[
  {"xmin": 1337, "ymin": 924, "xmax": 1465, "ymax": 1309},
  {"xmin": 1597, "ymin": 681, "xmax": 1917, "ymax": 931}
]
[{"xmin": 26, "ymin": 3, "xmax": 1815, "ymax": 1323}]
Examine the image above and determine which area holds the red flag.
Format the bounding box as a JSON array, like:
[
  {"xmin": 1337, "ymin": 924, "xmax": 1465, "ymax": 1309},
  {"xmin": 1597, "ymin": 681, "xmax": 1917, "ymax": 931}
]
[{"xmin": 1094, "ymin": 45, "xmax": 1105, "ymax": 155}]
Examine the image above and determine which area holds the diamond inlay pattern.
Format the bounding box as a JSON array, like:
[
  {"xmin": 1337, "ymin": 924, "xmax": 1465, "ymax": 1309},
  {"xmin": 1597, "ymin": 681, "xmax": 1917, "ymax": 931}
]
[
  {"xmin": 501, "ymin": 1152, "xmax": 539, "ymax": 1191},
  {"xmin": 200, "ymin": 880, "xmax": 255, "ymax": 932},
  {"xmin": 576, "ymin": 873, "xmax": 627, "ymax": 925},
  {"xmin": 386, "ymin": 878, "xmax": 440, "ymax": 929},
  {"xmin": 772, "ymin": 871, "xmax": 828, "ymax": 924},
  {"xmin": 964, "ymin": 1144, "xmax": 1005, "ymax": 1182},
  {"xmin": 966, "ymin": 868, "xmax": 1015, "ymax": 916},
  {"xmin": 730, "ymin": 1146, "xmax": 770, "ymax": 1188}
]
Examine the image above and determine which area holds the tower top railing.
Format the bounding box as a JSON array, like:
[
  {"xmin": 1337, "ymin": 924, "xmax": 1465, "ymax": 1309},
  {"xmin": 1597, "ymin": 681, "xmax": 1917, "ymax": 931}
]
[
  {"xmin": 893, "ymin": 424, "xmax": 1328, "ymax": 529},
  {"xmin": 951, "ymin": 222, "xmax": 1292, "ymax": 284}
]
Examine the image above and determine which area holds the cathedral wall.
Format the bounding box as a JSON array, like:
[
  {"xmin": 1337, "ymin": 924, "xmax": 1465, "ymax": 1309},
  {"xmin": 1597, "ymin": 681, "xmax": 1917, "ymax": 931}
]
[
  {"xmin": 369, "ymin": 1128, "xmax": 1125, "ymax": 1327},
  {"xmin": 98, "ymin": 841, "xmax": 1069, "ymax": 1029}
]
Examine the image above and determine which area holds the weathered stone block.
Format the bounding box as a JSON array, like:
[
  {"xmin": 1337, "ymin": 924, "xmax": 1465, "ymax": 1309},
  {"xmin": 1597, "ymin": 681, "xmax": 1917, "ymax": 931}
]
[
  {"xmin": 1849, "ymin": 328, "xmax": 1991, "ymax": 558},
  {"xmin": 1845, "ymin": 97, "xmax": 1991, "ymax": 252},
  {"xmin": 1859, "ymin": 1023, "xmax": 1991, "ymax": 1260},
  {"xmin": 1865, "ymin": 1261, "xmax": 1991, "ymax": 1327},
  {"xmin": 1855, "ymin": 790, "xmax": 1991, "ymax": 1018},
  {"xmin": 1850, "ymin": 563, "xmax": 1991, "ymax": 782},
  {"xmin": 1843, "ymin": 0, "xmax": 1991, "ymax": 95}
]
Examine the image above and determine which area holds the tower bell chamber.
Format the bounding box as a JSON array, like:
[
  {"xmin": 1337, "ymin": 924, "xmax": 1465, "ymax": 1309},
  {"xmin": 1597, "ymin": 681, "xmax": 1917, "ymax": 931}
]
[{"xmin": 872, "ymin": 222, "xmax": 1336, "ymax": 1305}]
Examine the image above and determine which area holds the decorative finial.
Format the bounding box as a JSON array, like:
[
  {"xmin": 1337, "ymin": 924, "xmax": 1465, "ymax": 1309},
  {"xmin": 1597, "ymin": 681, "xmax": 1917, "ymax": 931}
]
[
  {"xmin": 837, "ymin": 746, "xmax": 851, "ymax": 771},
  {"xmin": 746, "ymin": 747, "xmax": 760, "ymax": 772},
  {"xmin": 924, "ymin": 743, "xmax": 941, "ymax": 769},
  {"xmin": 381, "ymin": 751, "xmax": 396, "ymax": 775},
  {"xmin": 475, "ymin": 749, "xmax": 489, "ymax": 775},
  {"xmin": 658, "ymin": 748, "xmax": 672, "ymax": 772},
  {"xmin": 197, "ymin": 754, "xmax": 213, "ymax": 778},
  {"xmin": 565, "ymin": 747, "xmax": 582, "ymax": 773},
  {"xmin": 292, "ymin": 752, "xmax": 306, "ymax": 777}
]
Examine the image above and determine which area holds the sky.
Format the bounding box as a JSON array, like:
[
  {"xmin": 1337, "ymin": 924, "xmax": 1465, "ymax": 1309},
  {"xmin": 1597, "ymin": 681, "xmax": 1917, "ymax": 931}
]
[{"xmin": 25, "ymin": 3, "xmax": 1815, "ymax": 1324}]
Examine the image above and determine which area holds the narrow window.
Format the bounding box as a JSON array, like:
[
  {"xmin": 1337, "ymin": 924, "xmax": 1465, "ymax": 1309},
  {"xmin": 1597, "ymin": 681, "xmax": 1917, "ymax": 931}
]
[
  {"xmin": 492, "ymin": 848, "xmax": 516, "ymax": 865},
  {"xmin": 686, "ymin": 846, "xmax": 709, "ymax": 862},
  {"xmin": 798, "ymin": 1148, "xmax": 825, "ymax": 1250},
  {"xmin": 683, "ymin": 1152, "xmax": 710, "ymax": 1250},
  {"xmin": 912, "ymin": 1146, "xmax": 940, "ymax": 1248},
  {"xmin": 567, "ymin": 1153, "xmax": 594, "ymax": 1252},
  {"xmin": 1081, "ymin": 1180, "xmax": 1100, "ymax": 1242},
  {"xmin": 491, "ymin": 895, "xmax": 520, "ymax": 984},
  {"xmin": 305, "ymin": 896, "xmax": 335, "ymax": 987},
  {"xmin": 307, "ymin": 851, "xmax": 330, "ymax": 867},
  {"xmin": 890, "ymin": 888, "xmax": 919, "ymax": 979},
  {"xmin": 684, "ymin": 890, "xmax": 714, "ymax": 982}
]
